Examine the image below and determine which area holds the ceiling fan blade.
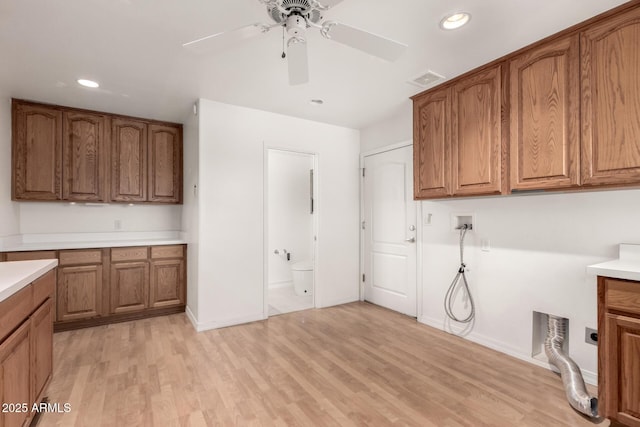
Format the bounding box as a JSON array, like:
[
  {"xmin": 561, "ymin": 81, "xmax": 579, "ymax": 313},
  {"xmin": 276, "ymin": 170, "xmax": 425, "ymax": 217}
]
[
  {"xmin": 183, "ymin": 23, "xmax": 272, "ymax": 54},
  {"xmin": 288, "ymin": 39, "xmax": 309, "ymax": 85},
  {"xmin": 321, "ymin": 21, "xmax": 407, "ymax": 62}
]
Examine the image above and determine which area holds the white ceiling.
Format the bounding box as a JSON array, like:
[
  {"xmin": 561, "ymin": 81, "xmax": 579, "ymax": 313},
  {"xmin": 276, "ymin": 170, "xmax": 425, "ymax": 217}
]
[{"xmin": 0, "ymin": 0, "xmax": 630, "ymax": 129}]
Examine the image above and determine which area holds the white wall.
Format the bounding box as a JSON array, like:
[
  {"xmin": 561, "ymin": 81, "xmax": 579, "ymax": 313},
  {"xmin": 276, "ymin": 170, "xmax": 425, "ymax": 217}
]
[
  {"xmin": 182, "ymin": 101, "xmax": 200, "ymax": 319},
  {"xmin": 361, "ymin": 111, "xmax": 640, "ymax": 384},
  {"xmin": 360, "ymin": 101, "xmax": 412, "ymax": 153},
  {"xmin": 419, "ymin": 190, "xmax": 640, "ymax": 382},
  {"xmin": 267, "ymin": 150, "xmax": 314, "ymax": 286},
  {"xmin": 192, "ymin": 99, "xmax": 360, "ymax": 330},
  {"xmin": 18, "ymin": 203, "xmax": 181, "ymax": 234},
  {"xmin": 0, "ymin": 97, "xmax": 20, "ymax": 237}
]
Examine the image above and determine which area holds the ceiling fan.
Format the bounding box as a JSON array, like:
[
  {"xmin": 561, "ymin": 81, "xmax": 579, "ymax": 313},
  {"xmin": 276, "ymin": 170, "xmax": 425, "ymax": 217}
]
[{"xmin": 182, "ymin": 0, "xmax": 408, "ymax": 85}]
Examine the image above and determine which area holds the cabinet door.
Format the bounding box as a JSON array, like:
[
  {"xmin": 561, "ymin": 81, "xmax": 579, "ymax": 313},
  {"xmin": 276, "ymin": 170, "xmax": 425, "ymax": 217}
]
[
  {"xmin": 148, "ymin": 124, "xmax": 182, "ymax": 203},
  {"xmin": 581, "ymin": 7, "xmax": 640, "ymax": 186},
  {"xmin": 413, "ymin": 87, "xmax": 451, "ymax": 199},
  {"xmin": 62, "ymin": 111, "xmax": 108, "ymax": 201},
  {"xmin": 602, "ymin": 314, "xmax": 640, "ymax": 425},
  {"xmin": 57, "ymin": 264, "xmax": 103, "ymax": 321},
  {"xmin": 150, "ymin": 260, "xmax": 185, "ymax": 308},
  {"xmin": 110, "ymin": 262, "xmax": 149, "ymax": 314},
  {"xmin": 30, "ymin": 298, "xmax": 53, "ymax": 405},
  {"xmin": 451, "ymin": 65, "xmax": 504, "ymax": 196},
  {"xmin": 112, "ymin": 118, "xmax": 147, "ymax": 202},
  {"xmin": 12, "ymin": 100, "xmax": 62, "ymax": 200},
  {"xmin": 0, "ymin": 321, "xmax": 31, "ymax": 427},
  {"xmin": 510, "ymin": 35, "xmax": 580, "ymax": 190}
]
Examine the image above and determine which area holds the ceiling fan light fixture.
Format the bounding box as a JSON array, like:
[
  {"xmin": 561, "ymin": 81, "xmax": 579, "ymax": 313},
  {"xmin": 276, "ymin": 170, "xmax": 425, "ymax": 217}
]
[
  {"xmin": 77, "ymin": 78, "xmax": 99, "ymax": 88},
  {"xmin": 440, "ymin": 12, "xmax": 471, "ymax": 30}
]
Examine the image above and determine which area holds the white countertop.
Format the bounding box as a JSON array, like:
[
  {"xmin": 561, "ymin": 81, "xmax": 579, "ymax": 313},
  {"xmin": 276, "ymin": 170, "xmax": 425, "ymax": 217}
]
[
  {"xmin": 0, "ymin": 259, "xmax": 58, "ymax": 303},
  {"xmin": 2, "ymin": 238, "xmax": 186, "ymax": 252},
  {"xmin": 587, "ymin": 243, "xmax": 640, "ymax": 281}
]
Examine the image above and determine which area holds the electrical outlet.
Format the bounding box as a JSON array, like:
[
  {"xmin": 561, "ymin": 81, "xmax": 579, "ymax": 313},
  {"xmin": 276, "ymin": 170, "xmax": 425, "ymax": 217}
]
[
  {"xmin": 481, "ymin": 238, "xmax": 491, "ymax": 252},
  {"xmin": 585, "ymin": 327, "xmax": 598, "ymax": 345},
  {"xmin": 114, "ymin": 219, "xmax": 122, "ymax": 230}
]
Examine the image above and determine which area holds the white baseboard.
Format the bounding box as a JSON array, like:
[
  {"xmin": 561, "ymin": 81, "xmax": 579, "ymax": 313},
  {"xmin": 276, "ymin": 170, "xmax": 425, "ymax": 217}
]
[
  {"xmin": 316, "ymin": 296, "xmax": 359, "ymax": 309},
  {"xmin": 268, "ymin": 281, "xmax": 293, "ymax": 290},
  {"xmin": 185, "ymin": 305, "xmax": 199, "ymax": 331},
  {"xmin": 418, "ymin": 315, "xmax": 597, "ymax": 386},
  {"xmin": 190, "ymin": 312, "xmax": 267, "ymax": 332}
]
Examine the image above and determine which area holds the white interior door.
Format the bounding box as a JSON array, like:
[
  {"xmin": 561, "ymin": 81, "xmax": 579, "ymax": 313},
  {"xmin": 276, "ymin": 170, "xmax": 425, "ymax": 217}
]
[{"xmin": 363, "ymin": 145, "xmax": 417, "ymax": 316}]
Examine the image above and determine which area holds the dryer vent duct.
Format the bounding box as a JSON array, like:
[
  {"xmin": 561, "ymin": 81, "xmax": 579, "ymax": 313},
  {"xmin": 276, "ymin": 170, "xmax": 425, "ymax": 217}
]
[{"xmin": 544, "ymin": 315, "xmax": 598, "ymax": 418}]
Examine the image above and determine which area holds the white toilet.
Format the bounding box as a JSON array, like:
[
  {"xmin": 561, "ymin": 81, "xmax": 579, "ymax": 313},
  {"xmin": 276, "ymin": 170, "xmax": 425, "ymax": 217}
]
[{"xmin": 291, "ymin": 260, "xmax": 313, "ymax": 296}]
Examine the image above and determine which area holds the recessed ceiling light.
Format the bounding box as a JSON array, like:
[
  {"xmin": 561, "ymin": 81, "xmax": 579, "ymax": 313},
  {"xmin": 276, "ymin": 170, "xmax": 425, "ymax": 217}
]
[
  {"xmin": 310, "ymin": 99, "xmax": 324, "ymax": 106},
  {"xmin": 77, "ymin": 79, "xmax": 100, "ymax": 88},
  {"xmin": 440, "ymin": 12, "xmax": 471, "ymax": 30}
]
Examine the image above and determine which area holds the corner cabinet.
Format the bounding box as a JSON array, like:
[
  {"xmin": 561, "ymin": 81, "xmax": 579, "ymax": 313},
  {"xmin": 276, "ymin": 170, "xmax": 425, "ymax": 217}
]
[
  {"xmin": 509, "ymin": 34, "xmax": 580, "ymax": 190},
  {"xmin": 581, "ymin": 6, "xmax": 640, "ymax": 186},
  {"xmin": 598, "ymin": 277, "xmax": 640, "ymax": 426},
  {"xmin": 413, "ymin": 64, "xmax": 504, "ymax": 199},
  {"xmin": 11, "ymin": 99, "xmax": 183, "ymax": 204}
]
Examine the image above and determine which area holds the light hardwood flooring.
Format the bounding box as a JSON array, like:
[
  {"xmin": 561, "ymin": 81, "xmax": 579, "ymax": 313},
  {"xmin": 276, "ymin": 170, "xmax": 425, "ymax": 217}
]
[{"xmin": 43, "ymin": 302, "xmax": 607, "ymax": 426}]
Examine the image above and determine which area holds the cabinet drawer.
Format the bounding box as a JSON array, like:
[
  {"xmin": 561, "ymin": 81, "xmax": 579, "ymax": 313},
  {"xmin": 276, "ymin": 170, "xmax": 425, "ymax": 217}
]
[
  {"xmin": 111, "ymin": 246, "xmax": 148, "ymax": 262},
  {"xmin": 607, "ymin": 278, "xmax": 640, "ymax": 316},
  {"xmin": 0, "ymin": 285, "xmax": 33, "ymax": 342},
  {"xmin": 59, "ymin": 249, "xmax": 102, "ymax": 266},
  {"xmin": 151, "ymin": 245, "xmax": 184, "ymax": 259},
  {"xmin": 5, "ymin": 251, "xmax": 57, "ymax": 261},
  {"xmin": 32, "ymin": 269, "xmax": 55, "ymax": 308}
]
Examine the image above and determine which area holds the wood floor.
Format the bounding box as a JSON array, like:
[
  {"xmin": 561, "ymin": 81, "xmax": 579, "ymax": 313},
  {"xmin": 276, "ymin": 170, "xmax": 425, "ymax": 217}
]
[{"xmin": 43, "ymin": 302, "xmax": 607, "ymax": 426}]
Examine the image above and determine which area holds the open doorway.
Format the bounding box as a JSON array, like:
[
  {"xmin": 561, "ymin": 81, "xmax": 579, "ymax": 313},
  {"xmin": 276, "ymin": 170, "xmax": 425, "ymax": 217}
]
[{"xmin": 265, "ymin": 148, "xmax": 316, "ymax": 316}]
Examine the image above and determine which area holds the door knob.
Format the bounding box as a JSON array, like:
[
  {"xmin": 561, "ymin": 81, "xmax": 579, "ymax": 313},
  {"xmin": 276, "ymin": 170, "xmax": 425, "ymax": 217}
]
[{"xmin": 405, "ymin": 237, "xmax": 415, "ymax": 243}]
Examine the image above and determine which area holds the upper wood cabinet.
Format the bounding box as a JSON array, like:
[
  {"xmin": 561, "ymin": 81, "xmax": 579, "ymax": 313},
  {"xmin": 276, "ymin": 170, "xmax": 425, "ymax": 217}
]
[
  {"xmin": 412, "ymin": 2, "xmax": 640, "ymax": 200},
  {"xmin": 63, "ymin": 111, "xmax": 108, "ymax": 201},
  {"xmin": 111, "ymin": 118, "xmax": 147, "ymax": 202},
  {"xmin": 581, "ymin": 6, "xmax": 640, "ymax": 186},
  {"xmin": 12, "ymin": 101, "xmax": 62, "ymax": 200},
  {"xmin": 149, "ymin": 124, "xmax": 182, "ymax": 203},
  {"xmin": 12, "ymin": 99, "xmax": 183, "ymax": 204},
  {"xmin": 413, "ymin": 87, "xmax": 451, "ymax": 199},
  {"xmin": 509, "ymin": 35, "xmax": 580, "ymax": 190},
  {"xmin": 413, "ymin": 65, "xmax": 504, "ymax": 199},
  {"xmin": 451, "ymin": 65, "xmax": 504, "ymax": 196}
]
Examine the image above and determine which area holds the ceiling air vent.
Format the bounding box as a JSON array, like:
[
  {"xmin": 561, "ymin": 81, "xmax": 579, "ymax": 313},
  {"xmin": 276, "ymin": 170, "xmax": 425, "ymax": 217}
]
[{"xmin": 407, "ymin": 70, "xmax": 445, "ymax": 88}]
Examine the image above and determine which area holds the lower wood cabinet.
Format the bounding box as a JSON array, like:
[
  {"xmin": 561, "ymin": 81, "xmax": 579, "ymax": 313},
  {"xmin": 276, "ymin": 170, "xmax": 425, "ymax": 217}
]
[
  {"xmin": 110, "ymin": 261, "xmax": 149, "ymax": 314},
  {"xmin": 0, "ymin": 321, "xmax": 31, "ymax": 427},
  {"xmin": 57, "ymin": 252, "xmax": 104, "ymax": 322},
  {"xmin": 31, "ymin": 298, "xmax": 54, "ymax": 404},
  {"xmin": 0, "ymin": 269, "xmax": 55, "ymax": 427},
  {"xmin": 2, "ymin": 245, "xmax": 186, "ymax": 330},
  {"xmin": 598, "ymin": 277, "xmax": 640, "ymax": 426},
  {"xmin": 150, "ymin": 259, "xmax": 185, "ymax": 308}
]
